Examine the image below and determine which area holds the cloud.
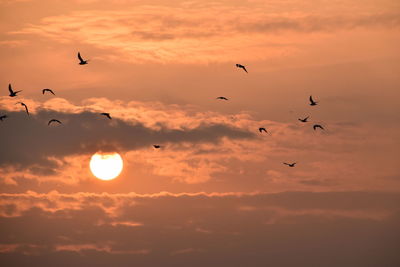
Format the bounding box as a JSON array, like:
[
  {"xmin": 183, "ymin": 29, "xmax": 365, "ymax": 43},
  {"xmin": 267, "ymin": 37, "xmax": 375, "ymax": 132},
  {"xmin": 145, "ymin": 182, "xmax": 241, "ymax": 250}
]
[
  {"xmin": 0, "ymin": 190, "xmax": 399, "ymax": 266},
  {"xmin": 8, "ymin": 3, "xmax": 400, "ymax": 63},
  {"xmin": 0, "ymin": 108, "xmax": 254, "ymax": 169}
]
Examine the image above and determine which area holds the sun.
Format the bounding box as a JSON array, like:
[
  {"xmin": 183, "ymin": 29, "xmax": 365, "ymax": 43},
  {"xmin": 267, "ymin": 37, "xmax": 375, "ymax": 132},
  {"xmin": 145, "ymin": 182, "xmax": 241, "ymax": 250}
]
[{"xmin": 90, "ymin": 152, "xmax": 123, "ymax": 181}]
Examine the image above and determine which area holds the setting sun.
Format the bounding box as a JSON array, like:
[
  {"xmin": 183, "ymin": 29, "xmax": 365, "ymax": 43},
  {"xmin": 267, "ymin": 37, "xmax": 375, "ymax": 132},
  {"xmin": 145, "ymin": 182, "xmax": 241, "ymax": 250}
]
[{"xmin": 90, "ymin": 152, "xmax": 123, "ymax": 181}]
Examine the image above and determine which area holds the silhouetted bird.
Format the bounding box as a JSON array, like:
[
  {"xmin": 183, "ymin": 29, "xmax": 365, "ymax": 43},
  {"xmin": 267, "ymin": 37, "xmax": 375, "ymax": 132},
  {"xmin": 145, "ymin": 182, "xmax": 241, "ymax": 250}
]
[
  {"xmin": 235, "ymin": 64, "xmax": 248, "ymax": 73},
  {"xmin": 48, "ymin": 119, "xmax": 62, "ymax": 126},
  {"xmin": 283, "ymin": 162, "xmax": 296, "ymax": 167},
  {"xmin": 216, "ymin": 97, "xmax": 228, "ymax": 100},
  {"xmin": 259, "ymin": 127, "xmax": 268, "ymax": 133},
  {"xmin": 100, "ymin": 113, "xmax": 112, "ymax": 119},
  {"xmin": 153, "ymin": 145, "xmax": 161, "ymax": 149},
  {"xmin": 298, "ymin": 116, "xmax": 310, "ymax": 122},
  {"xmin": 78, "ymin": 52, "xmax": 88, "ymax": 65},
  {"xmin": 42, "ymin": 88, "xmax": 55, "ymax": 95},
  {"xmin": 313, "ymin": 124, "xmax": 324, "ymax": 130},
  {"xmin": 309, "ymin": 95, "xmax": 318, "ymax": 106},
  {"xmin": 17, "ymin": 102, "xmax": 29, "ymax": 116},
  {"xmin": 0, "ymin": 115, "xmax": 7, "ymax": 121},
  {"xmin": 8, "ymin": 84, "xmax": 22, "ymax": 97}
]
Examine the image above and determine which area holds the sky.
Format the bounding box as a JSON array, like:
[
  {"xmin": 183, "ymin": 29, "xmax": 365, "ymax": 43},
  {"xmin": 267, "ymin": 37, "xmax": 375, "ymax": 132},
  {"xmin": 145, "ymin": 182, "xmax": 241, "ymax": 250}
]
[{"xmin": 0, "ymin": 0, "xmax": 399, "ymax": 265}]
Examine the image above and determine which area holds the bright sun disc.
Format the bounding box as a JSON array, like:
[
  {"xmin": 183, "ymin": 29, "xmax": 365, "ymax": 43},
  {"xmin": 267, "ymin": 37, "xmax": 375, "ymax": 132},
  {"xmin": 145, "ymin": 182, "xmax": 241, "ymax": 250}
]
[{"xmin": 90, "ymin": 152, "xmax": 123, "ymax": 181}]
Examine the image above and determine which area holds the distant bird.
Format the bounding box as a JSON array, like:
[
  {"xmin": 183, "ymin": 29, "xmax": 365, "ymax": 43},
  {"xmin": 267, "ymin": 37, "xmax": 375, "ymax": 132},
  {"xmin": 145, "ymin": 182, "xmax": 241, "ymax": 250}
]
[
  {"xmin": 313, "ymin": 124, "xmax": 324, "ymax": 130},
  {"xmin": 309, "ymin": 95, "xmax": 318, "ymax": 106},
  {"xmin": 153, "ymin": 145, "xmax": 161, "ymax": 149},
  {"xmin": 48, "ymin": 119, "xmax": 62, "ymax": 126},
  {"xmin": 16, "ymin": 102, "xmax": 29, "ymax": 116},
  {"xmin": 283, "ymin": 162, "xmax": 296, "ymax": 167},
  {"xmin": 216, "ymin": 97, "xmax": 228, "ymax": 100},
  {"xmin": 235, "ymin": 64, "xmax": 248, "ymax": 73},
  {"xmin": 298, "ymin": 116, "xmax": 310, "ymax": 122},
  {"xmin": 100, "ymin": 113, "xmax": 112, "ymax": 119},
  {"xmin": 8, "ymin": 84, "xmax": 22, "ymax": 97},
  {"xmin": 77, "ymin": 52, "xmax": 88, "ymax": 65},
  {"xmin": 0, "ymin": 115, "xmax": 7, "ymax": 121},
  {"xmin": 259, "ymin": 127, "xmax": 268, "ymax": 133},
  {"xmin": 42, "ymin": 88, "xmax": 55, "ymax": 95}
]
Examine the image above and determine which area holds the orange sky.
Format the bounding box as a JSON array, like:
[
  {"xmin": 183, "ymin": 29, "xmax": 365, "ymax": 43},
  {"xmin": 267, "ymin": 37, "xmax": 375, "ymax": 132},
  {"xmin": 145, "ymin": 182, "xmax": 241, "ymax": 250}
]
[{"xmin": 0, "ymin": 0, "xmax": 399, "ymax": 265}]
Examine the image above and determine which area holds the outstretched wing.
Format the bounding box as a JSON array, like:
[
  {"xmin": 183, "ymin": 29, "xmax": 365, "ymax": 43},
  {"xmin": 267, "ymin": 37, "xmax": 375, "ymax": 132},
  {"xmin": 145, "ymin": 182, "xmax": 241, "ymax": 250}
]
[
  {"xmin": 8, "ymin": 84, "xmax": 13, "ymax": 94},
  {"xmin": 243, "ymin": 66, "xmax": 248, "ymax": 73},
  {"xmin": 309, "ymin": 95, "xmax": 314, "ymax": 103},
  {"xmin": 78, "ymin": 52, "xmax": 84, "ymax": 62},
  {"xmin": 23, "ymin": 104, "xmax": 29, "ymax": 115}
]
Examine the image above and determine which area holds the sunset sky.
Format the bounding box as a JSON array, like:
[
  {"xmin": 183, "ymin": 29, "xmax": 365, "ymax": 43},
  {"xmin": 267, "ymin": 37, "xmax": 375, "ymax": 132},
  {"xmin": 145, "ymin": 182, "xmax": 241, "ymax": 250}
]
[{"xmin": 0, "ymin": 0, "xmax": 399, "ymax": 266}]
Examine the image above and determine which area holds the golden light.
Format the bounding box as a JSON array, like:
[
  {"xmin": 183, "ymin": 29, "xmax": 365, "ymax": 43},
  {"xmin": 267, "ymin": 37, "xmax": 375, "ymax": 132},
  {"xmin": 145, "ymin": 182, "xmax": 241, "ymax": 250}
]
[{"xmin": 90, "ymin": 152, "xmax": 123, "ymax": 181}]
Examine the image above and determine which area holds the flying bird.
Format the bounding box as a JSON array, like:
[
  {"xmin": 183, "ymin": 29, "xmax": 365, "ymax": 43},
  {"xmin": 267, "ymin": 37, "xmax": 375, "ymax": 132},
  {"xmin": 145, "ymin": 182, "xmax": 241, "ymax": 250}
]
[
  {"xmin": 77, "ymin": 52, "xmax": 88, "ymax": 65},
  {"xmin": 153, "ymin": 145, "xmax": 161, "ymax": 149},
  {"xmin": 259, "ymin": 127, "xmax": 268, "ymax": 133},
  {"xmin": 298, "ymin": 116, "xmax": 310, "ymax": 122},
  {"xmin": 283, "ymin": 162, "xmax": 296, "ymax": 167},
  {"xmin": 313, "ymin": 124, "xmax": 324, "ymax": 130},
  {"xmin": 309, "ymin": 95, "xmax": 318, "ymax": 106},
  {"xmin": 235, "ymin": 64, "xmax": 248, "ymax": 73},
  {"xmin": 8, "ymin": 84, "xmax": 22, "ymax": 97},
  {"xmin": 216, "ymin": 97, "xmax": 228, "ymax": 100},
  {"xmin": 0, "ymin": 115, "xmax": 7, "ymax": 121},
  {"xmin": 100, "ymin": 113, "xmax": 112, "ymax": 119},
  {"xmin": 48, "ymin": 119, "xmax": 62, "ymax": 126},
  {"xmin": 16, "ymin": 102, "xmax": 29, "ymax": 116},
  {"xmin": 42, "ymin": 88, "xmax": 55, "ymax": 95}
]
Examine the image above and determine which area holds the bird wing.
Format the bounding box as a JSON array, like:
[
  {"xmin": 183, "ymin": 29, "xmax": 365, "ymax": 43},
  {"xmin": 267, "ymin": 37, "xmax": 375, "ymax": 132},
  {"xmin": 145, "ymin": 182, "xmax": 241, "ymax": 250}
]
[
  {"xmin": 21, "ymin": 103, "xmax": 29, "ymax": 115},
  {"xmin": 42, "ymin": 89, "xmax": 45, "ymax": 94},
  {"xmin": 283, "ymin": 163, "xmax": 289, "ymax": 165},
  {"xmin": 78, "ymin": 52, "xmax": 84, "ymax": 61},
  {"xmin": 243, "ymin": 66, "xmax": 248, "ymax": 73},
  {"xmin": 48, "ymin": 119, "xmax": 61, "ymax": 125},
  {"xmin": 309, "ymin": 95, "xmax": 314, "ymax": 103},
  {"xmin": 8, "ymin": 84, "xmax": 13, "ymax": 94}
]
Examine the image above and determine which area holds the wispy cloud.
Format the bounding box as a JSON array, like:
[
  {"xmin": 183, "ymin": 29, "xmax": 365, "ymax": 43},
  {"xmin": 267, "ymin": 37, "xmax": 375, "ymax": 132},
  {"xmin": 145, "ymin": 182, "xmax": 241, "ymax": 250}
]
[{"xmin": 9, "ymin": 3, "xmax": 400, "ymax": 63}]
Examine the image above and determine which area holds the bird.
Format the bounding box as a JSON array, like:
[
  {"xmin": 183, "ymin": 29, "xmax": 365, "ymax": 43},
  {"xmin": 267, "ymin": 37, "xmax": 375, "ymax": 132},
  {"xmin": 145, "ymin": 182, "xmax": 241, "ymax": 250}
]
[
  {"xmin": 309, "ymin": 95, "xmax": 318, "ymax": 106},
  {"xmin": 77, "ymin": 52, "xmax": 88, "ymax": 65},
  {"xmin": 153, "ymin": 145, "xmax": 161, "ymax": 149},
  {"xmin": 313, "ymin": 124, "xmax": 324, "ymax": 130},
  {"xmin": 235, "ymin": 64, "xmax": 248, "ymax": 73},
  {"xmin": 259, "ymin": 127, "xmax": 268, "ymax": 133},
  {"xmin": 0, "ymin": 115, "xmax": 7, "ymax": 121},
  {"xmin": 100, "ymin": 113, "xmax": 112, "ymax": 119},
  {"xmin": 283, "ymin": 162, "xmax": 296, "ymax": 167},
  {"xmin": 42, "ymin": 88, "xmax": 55, "ymax": 95},
  {"xmin": 16, "ymin": 102, "xmax": 29, "ymax": 116},
  {"xmin": 298, "ymin": 116, "xmax": 310, "ymax": 122},
  {"xmin": 48, "ymin": 119, "xmax": 62, "ymax": 126},
  {"xmin": 8, "ymin": 84, "xmax": 22, "ymax": 97},
  {"xmin": 216, "ymin": 97, "xmax": 228, "ymax": 100}
]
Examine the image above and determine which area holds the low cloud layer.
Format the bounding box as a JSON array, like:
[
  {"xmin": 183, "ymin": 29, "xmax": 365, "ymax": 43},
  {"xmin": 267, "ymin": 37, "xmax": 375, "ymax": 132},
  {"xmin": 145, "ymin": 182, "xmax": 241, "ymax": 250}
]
[{"xmin": 0, "ymin": 190, "xmax": 399, "ymax": 266}]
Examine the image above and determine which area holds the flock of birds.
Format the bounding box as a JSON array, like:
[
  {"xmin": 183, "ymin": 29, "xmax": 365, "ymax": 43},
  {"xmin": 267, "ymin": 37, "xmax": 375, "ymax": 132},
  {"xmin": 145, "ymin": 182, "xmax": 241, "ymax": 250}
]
[{"xmin": 1, "ymin": 52, "xmax": 326, "ymax": 169}]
